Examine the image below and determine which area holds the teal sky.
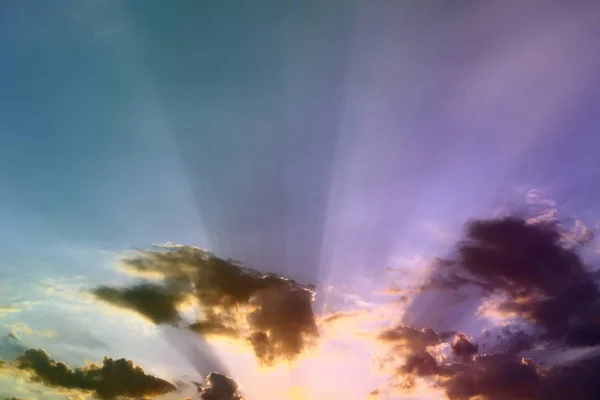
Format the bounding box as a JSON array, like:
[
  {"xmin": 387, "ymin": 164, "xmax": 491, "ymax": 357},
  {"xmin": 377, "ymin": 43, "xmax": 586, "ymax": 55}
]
[{"xmin": 1, "ymin": 1, "xmax": 600, "ymax": 399}]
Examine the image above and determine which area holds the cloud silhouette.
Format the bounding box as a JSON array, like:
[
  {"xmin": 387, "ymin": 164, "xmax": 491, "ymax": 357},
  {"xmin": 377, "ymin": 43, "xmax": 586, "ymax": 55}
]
[
  {"xmin": 443, "ymin": 355, "xmax": 540, "ymax": 400},
  {"xmin": 378, "ymin": 215, "xmax": 600, "ymax": 399},
  {"xmin": 14, "ymin": 348, "xmax": 176, "ymax": 399},
  {"xmin": 451, "ymin": 333, "xmax": 478, "ymax": 362},
  {"xmin": 378, "ymin": 327, "xmax": 600, "ymax": 400},
  {"xmin": 430, "ymin": 216, "xmax": 600, "ymax": 347},
  {"xmin": 197, "ymin": 372, "xmax": 245, "ymax": 400},
  {"xmin": 539, "ymin": 354, "xmax": 600, "ymax": 400},
  {"xmin": 93, "ymin": 245, "xmax": 319, "ymax": 365},
  {"xmin": 377, "ymin": 325, "xmax": 448, "ymax": 391},
  {"xmin": 93, "ymin": 282, "xmax": 184, "ymax": 324},
  {"xmin": 377, "ymin": 324, "xmax": 543, "ymax": 399}
]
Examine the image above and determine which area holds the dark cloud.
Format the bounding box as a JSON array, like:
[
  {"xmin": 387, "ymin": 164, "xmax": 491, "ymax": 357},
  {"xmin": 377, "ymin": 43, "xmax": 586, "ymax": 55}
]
[
  {"xmin": 400, "ymin": 351, "xmax": 440, "ymax": 377},
  {"xmin": 376, "ymin": 324, "xmax": 543, "ymax": 399},
  {"xmin": 451, "ymin": 333, "xmax": 478, "ymax": 361},
  {"xmin": 197, "ymin": 372, "xmax": 245, "ymax": 400},
  {"xmin": 15, "ymin": 348, "xmax": 176, "ymax": 399},
  {"xmin": 443, "ymin": 356, "xmax": 540, "ymax": 400},
  {"xmin": 378, "ymin": 325, "xmax": 441, "ymax": 350},
  {"xmin": 189, "ymin": 321, "xmax": 240, "ymax": 338},
  {"xmin": 376, "ymin": 325, "xmax": 449, "ymax": 390},
  {"xmin": 440, "ymin": 353, "xmax": 600, "ymax": 400},
  {"xmin": 377, "ymin": 215, "xmax": 600, "ymax": 398},
  {"xmin": 480, "ymin": 326, "xmax": 536, "ymax": 357},
  {"xmin": 539, "ymin": 353, "xmax": 600, "ymax": 400},
  {"xmin": 429, "ymin": 217, "xmax": 600, "ymax": 347},
  {"xmin": 93, "ymin": 245, "xmax": 318, "ymax": 365},
  {"xmin": 93, "ymin": 282, "xmax": 185, "ymax": 324}
]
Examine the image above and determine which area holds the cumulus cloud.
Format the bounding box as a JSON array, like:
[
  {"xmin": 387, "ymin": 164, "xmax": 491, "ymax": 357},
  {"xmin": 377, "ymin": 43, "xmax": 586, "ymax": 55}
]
[
  {"xmin": 377, "ymin": 215, "xmax": 600, "ymax": 399},
  {"xmin": 197, "ymin": 372, "xmax": 245, "ymax": 400},
  {"xmin": 13, "ymin": 348, "xmax": 176, "ymax": 399},
  {"xmin": 93, "ymin": 245, "xmax": 319, "ymax": 365}
]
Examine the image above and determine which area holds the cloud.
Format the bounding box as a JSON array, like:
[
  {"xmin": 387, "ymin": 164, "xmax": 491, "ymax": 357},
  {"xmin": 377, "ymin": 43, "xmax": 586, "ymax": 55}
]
[
  {"xmin": 0, "ymin": 307, "xmax": 21, "ymax": 318},
  {"xmin": 376, "ymin": 214, "xmax": 600, "ymax": 399},
  {"xmin": 427, "ymin": 216, "xmax": 600, "ymax": 347},
  {"xmin": 13, "ymin": 348, "xmax": 176, "ymax": 399},
  {"xmin": 319, "ymin": 310, "xmax": 364, "ymax": 325},
  {"xmin": 376, "ymin": 324, "xmax": 542, "ymax": 399},
  {"xmin": 378, "ymin": 325, "xmax": 445, "ymax": 350},
  {"xmin": 7, "ymin": 323, "xmax": 57, "ymax": 339},
  {"xmin": 93, "ymin": 283, "xmax": 185, "ymax": 324},
  {"xmin": 189, "ymin": 321, "xmax": 240, "ymax": 338},
  {"xmin": 376, "ymin": 327, "xmax": 432, "ymax": 380},
  {"xmin": 376, "ymin": 325, "xmax": 450, "ymax": 391},
  {"xmin": 197, "ymin": 372, "xmax": 245, "ymax": 400},
  {"xmin": 443, "ymin": 356, "xmax": 540, "ymax": 400},
  {"xmin": 539, "ymin": 353, "xmax": 600, "ymax": 399},
  {"xmin": 93, "ymin": 245, "xmax": 319, "ymax": 366},
  {"xmin": 451, "ymin": 333, "xmax": 478, "ymax": 362}
]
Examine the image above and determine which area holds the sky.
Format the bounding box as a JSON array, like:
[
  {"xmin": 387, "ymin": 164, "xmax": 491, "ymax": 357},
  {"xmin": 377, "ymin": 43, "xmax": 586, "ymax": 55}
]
[{"xmin": 1, "ymin": 0, "xmax": 600, "ymax": 399}]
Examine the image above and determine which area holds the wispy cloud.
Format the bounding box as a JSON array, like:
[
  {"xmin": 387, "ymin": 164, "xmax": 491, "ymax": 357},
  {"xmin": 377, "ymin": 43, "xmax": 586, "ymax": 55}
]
[
  {"xmin": 0, "ymin": 306, "xmax": 21, "ymax": 318},
  {"xmin": 6, "ymin": 323, "xmax": 57, "ymax": 340}
]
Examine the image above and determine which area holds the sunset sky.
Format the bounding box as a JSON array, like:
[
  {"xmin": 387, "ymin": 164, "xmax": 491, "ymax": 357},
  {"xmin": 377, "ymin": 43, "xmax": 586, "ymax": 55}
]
[{"xmin": 1, "ymin": 1, "xmax": 600, "ymax": 399}]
